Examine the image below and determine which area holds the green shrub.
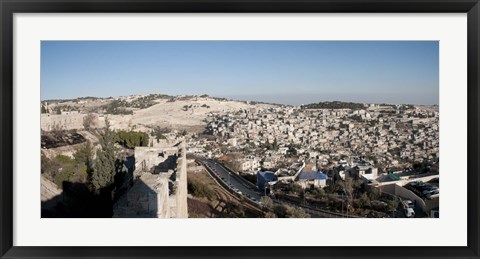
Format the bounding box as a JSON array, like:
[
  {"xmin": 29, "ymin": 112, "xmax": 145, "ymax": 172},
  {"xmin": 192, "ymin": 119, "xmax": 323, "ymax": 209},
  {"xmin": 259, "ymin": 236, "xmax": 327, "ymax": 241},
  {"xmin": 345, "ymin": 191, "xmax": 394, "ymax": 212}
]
[
  {"xmin": 54, "ymin": 155, "xmax": 76, "ymax": 164},
  {"xmin": 103, "ymin": 100, "xmax": 133, "ymax": 115},
  {"xmin": 188, "ymin": 179, "xmax": 214, "ymax": 200},
  {"xmin": 54, "ymin": 169, "xmax": 74, "ymax": 188},
  {"xmin": 152, "ymin": 126, "xmax": 170, "ymax": 141},
  {"xmin": 116, "ymin": 130, "xmax": 149, "ymax": 148}
]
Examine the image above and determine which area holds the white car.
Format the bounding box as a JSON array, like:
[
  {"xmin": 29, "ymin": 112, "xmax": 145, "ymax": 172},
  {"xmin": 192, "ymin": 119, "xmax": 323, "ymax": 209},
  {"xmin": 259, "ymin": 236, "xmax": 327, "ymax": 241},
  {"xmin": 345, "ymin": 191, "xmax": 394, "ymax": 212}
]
[
  {"xmin": 422, "ymin": 188, "xmax": 438, "ymax": 195},
  {"xmin": 427, "ymin": 190, "xmax": 440, "ymax": 199},
  {"xmin": 424, "ymin": 189, "xmax": 439, "ymax": 196},
  {"xmin": 404, "ymin": 208, "xmax": 415, "ymax": 218}
]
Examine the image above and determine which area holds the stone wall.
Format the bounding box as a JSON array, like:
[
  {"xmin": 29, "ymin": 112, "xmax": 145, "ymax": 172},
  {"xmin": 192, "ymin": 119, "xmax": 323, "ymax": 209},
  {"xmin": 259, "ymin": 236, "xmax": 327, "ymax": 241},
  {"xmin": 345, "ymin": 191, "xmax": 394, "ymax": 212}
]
[
  {"xmin": 41, "ymin": 114, "xmax": 89, "ymax": 131},
  {"xmin": 379, "ymin": 183, "xmax": 439, "ymax": 214},
  {"xmin": 377, "ymin": 174, "xmax": 439, "ymax": 187},
  {"xmin": 133, "ymin": 147, "xmax": 168, "ymax": 179},
  {"xmin": 175, "ymin": 141, "xmax": 188, "ymax": 218},
  {"xmin": 114, "ymin": 140, "xmax": 188, "ymax": 218},
  {"xmin": 113, "ymin": 173, "xmax": 170, "ymax": 218}
]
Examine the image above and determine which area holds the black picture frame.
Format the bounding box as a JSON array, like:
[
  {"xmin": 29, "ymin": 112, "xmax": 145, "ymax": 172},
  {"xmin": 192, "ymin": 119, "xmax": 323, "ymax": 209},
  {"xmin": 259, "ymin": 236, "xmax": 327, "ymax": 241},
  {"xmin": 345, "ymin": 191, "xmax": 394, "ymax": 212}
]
[{"xmin": 1, "ymin": 0, "xmax": 479, "ymax": 258}]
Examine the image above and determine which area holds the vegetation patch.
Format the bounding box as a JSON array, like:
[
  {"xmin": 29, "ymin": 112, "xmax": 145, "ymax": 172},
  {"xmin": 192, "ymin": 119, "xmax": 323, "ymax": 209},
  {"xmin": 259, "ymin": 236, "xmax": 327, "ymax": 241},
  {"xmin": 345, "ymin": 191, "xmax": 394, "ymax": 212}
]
[
  {"xmin": 115, "ymin": 130, "xmax": 150, "ymax": 149},
  {"xmin": 187, "ymin": 178, "xmax": 215, "ymax": 200},
  {"xmin": 41, "ymin": 130, "xmax": 86, "ymax": 149}
]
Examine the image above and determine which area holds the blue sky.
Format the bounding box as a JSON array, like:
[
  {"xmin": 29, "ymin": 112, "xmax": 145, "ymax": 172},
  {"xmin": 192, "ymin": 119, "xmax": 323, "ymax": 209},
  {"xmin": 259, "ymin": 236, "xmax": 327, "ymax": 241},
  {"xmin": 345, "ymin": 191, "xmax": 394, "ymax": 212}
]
[{"xmin": 41, "ymin": 41, "xmax": 438, "ymax": 105}]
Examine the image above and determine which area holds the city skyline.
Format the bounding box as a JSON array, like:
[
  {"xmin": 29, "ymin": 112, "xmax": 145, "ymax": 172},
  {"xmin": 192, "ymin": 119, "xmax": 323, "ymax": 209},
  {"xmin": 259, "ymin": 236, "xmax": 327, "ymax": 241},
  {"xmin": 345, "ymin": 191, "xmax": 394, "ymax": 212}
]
[{"xmin": 41, "ymin": 41, "xmax": 439, "ymax": 105}]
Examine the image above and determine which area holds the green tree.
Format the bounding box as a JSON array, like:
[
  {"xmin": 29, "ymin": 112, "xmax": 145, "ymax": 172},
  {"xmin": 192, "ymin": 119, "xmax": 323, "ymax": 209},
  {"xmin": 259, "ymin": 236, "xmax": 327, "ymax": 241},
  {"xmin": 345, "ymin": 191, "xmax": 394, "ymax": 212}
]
[
  {"xmin": 367, "ymin": 187, "xmax": 381, "ymax": 200},
  {"xmin": 286, "ymin": 206, "xmax": 310, "ymax": 218},
  {"xmin": 273, "ymin": 204, "xmax": 310, "ymax": 218},
  {"xmin": 299, "ymin": 189, "xmax": 306, "ymax": 204},
  {"xmin": 116, "ymin": 130, "xmax": 149, "ymax": 148},
  {"xmin": 152, "ymin": 126, "xmax": 170, "ymax": 141},
  {"xmin": 273, "ymin": 204, "xmax": 289, "ymax": 217},
  {"xmin": 356, "ymin": 193, "xmax": 371, "ymax": 208},
  {"xmin": 387, "ymin": 199, "xmax": 399, "ymax": 212},
  {"xmin": 74, "ymin": 140, "xmax": 94, "ymax": 172},
  {"xmin": 311, "ymin": 187, "xmax": 326, "ymax": 200},
  {"xmin": 325, "ymin": 180, "xmax": 342, "ymax": 194},
  {"xmin": 92, "ymin": 118, "xmax": 116, "ymax": 193},
  {"xmin": 73, "ymin": 140, "xmax": 95, "ymax": 183},
  {"xmin": 103, "ymin": 100, "xmax": 133, "ymax": 115},
  {"xmin": 41, "ymin": 104, "xmax": 47, "ymax": 114},
  {"xmin": 114, "ymin": 154, "xmax": 129, "ymax": 189},
  {"xmin": 286, "ymin": 182, "xmax": 303, "ymax": 195},
  {"xmin": 340, "ymin": 177, "xmax": 355, "ymax": 211}
]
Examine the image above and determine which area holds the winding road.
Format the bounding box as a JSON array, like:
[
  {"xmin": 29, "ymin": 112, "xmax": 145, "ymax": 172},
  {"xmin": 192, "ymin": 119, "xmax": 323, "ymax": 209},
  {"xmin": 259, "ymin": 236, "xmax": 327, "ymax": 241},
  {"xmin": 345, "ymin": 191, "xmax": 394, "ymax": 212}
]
[{"xmin": 197, "ymin": 158, "xmax": 263, "ymax": 203}]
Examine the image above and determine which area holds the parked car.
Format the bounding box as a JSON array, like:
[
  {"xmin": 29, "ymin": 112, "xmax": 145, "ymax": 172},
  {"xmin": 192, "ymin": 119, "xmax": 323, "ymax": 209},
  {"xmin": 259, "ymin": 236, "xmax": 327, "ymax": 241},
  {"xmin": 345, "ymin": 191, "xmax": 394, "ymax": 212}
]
[
  {"xmin": 424, "ymin": 189, "xmax": 439, "ymax": 195},
  {"xmin": 422, "ymin": 189, "xmax": 435, "ymax": 195},
  {"xmin": 402, "ymin": 200, "xmax": 415, "ymax": 209},
  {"xmin": 404, "ymin": 208, "xmax": 415, "ymax": 218},
  {"xmin": 426, "ymin": 189, "xmax": 439, "ymax": 199},
  {"xmin": 416, "ymin": 182, "xmax": 427, "ymax": 188}
]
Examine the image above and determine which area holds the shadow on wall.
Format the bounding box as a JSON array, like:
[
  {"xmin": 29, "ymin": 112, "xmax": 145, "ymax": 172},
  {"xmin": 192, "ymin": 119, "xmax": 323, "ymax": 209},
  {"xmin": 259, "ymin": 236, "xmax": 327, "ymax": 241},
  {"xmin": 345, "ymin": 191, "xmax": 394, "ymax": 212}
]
[
  {"xmin": 112, "ymin": 173, "xmax": 168, "ymax": 218},
  {"xmin": 41, "ymin": 182, "xmax": 114, "ymax": 218},
  {"xmin": 153, "ymin": 155, "xmax": 177, "ymax": 173},
  {"xmin": 41, "ymin": 155, "xmax": 136, "ymax": 218}
]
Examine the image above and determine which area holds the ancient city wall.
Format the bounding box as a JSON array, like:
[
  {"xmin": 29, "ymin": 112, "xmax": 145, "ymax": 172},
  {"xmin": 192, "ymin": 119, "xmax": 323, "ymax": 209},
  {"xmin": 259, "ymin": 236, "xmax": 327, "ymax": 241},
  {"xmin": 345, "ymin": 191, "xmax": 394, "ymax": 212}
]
[
  {"xmin": 113, "ymin": 173, "xmax": 170, "ymax": 218},
  {"xmin": 134, "ymin": 147, "xmax": 167, "ymax": 179},
  {"xmin": 116, "ymin": 141, "xmax": 188, "ymax": 218},
  {"xmin": 175, "ymin": 141, "xmax": 188, "ymax": 218},
  {"xmin": 41, "ymin": 114, "xmax": 89, "ymax": 131}
]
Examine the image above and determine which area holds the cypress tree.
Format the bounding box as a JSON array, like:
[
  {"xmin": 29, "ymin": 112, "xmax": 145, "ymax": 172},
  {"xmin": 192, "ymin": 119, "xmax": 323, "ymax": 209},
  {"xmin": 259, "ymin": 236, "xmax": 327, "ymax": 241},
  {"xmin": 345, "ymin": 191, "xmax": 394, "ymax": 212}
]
[{"xmin": 92, "ymin": 118, "xmax": 116, "ymax": 193}]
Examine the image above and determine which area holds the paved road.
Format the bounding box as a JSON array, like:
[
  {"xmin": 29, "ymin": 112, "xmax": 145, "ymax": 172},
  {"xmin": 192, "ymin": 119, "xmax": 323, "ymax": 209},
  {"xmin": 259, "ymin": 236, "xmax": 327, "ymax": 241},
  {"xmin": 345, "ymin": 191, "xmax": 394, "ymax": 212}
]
[{"xmin": 198, "ymin": 158, "xmax": 262, "ymax": 203}]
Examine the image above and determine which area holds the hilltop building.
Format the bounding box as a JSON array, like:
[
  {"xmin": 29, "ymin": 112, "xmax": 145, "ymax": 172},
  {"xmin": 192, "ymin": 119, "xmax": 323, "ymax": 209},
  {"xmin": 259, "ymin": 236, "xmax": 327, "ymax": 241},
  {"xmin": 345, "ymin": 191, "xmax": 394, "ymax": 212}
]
[{"xmin": 297, "ymin": 170, "xmax": 328, "ymax": 189}]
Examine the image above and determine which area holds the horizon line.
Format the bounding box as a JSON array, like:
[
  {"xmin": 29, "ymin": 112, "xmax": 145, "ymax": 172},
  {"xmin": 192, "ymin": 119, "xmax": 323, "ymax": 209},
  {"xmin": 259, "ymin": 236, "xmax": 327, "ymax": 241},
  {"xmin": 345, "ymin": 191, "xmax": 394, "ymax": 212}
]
[{"xmin": 41, "ymin": 92, "xmax": 438, "ymax": 107}]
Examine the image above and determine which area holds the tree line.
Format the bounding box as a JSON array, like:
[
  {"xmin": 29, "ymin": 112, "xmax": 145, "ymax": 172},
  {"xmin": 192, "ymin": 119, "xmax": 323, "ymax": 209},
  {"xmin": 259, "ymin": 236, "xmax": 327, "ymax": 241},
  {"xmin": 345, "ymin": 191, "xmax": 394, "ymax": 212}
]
[{"xmin": 301, "ymin": 101, "xmax": 366, "ymax": 110}]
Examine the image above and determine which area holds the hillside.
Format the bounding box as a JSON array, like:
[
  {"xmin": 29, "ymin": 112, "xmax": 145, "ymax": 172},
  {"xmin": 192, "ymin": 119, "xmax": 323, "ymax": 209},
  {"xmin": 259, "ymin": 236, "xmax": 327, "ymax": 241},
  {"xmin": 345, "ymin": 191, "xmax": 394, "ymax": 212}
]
[{"xmin": 41, "ymin": 95, "xmax": 275, "ymax": 133}]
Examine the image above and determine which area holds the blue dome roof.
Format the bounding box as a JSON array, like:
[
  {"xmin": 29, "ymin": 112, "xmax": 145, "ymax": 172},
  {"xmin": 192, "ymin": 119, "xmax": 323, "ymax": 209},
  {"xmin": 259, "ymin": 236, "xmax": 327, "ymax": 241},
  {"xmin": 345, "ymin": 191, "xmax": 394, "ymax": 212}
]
[{"xmin": 298, "ymin": 171, "xmax": 328, "ymax": 180}]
